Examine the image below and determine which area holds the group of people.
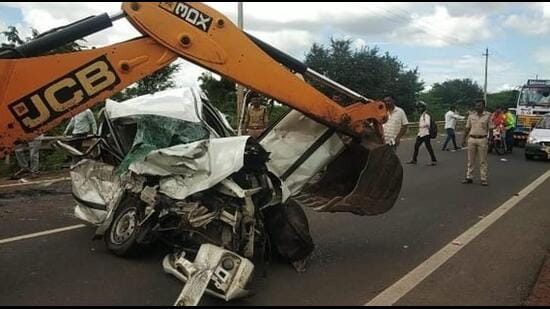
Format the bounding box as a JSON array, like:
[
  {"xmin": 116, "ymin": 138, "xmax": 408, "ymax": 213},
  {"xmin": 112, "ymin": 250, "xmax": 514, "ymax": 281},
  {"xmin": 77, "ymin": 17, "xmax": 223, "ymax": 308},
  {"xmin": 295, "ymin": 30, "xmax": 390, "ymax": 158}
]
[
  {"xmin": 381, "ymin": 95, "xmax": 513, "ymax": 187},
  {"xmin": 382, "ymin": 95, "xmax": 440, "ymax": 165},
  {"xmin": 489, "ymin": 106, "xmax": 516, "ymax": 153},
  {"xmin": 10, "ymin": 109, "xmax": 97, "ymax": 180}
]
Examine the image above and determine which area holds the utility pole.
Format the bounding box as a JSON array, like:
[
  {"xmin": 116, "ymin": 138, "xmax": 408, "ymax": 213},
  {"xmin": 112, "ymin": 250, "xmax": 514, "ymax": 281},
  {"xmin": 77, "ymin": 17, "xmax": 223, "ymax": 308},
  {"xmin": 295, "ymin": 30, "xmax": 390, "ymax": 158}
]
[
  {"xmin": 236, "ymin": 2, "xmax": 245, "ymax": 135},
  {"xmin": 483, "ymin": 47, "xmax": 489, "ymax": 106}
]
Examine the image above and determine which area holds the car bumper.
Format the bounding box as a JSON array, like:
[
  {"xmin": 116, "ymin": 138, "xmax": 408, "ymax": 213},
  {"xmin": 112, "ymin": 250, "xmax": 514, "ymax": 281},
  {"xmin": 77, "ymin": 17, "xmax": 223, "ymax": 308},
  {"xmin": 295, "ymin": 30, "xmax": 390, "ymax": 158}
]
[{"xmin": 525, "ymin": 143, "xmax": 550, "ymax": 157}]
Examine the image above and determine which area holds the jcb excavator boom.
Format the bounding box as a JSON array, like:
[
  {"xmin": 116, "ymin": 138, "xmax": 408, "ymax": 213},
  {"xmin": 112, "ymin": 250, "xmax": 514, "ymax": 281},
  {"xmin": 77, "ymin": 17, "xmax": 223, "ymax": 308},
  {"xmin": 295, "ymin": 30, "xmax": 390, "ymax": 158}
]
[
  {"xmin": 0, "ymin": 2, "xmax": 388, "ymax": 157},
  {"xmin": 0, "ymin": 2, "xmax": 402, "ymax": 215}
]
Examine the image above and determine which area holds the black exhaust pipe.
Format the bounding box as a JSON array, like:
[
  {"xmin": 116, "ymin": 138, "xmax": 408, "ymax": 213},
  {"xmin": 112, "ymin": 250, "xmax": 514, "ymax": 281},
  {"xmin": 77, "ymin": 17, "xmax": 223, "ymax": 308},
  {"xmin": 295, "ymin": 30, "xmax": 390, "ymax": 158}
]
[
  {"xmin": 244, "ymin": 32, "xmax": 367, "ymax": 101},
  {"xmin": 0, "ymin": 13, "xmax": 113, "ymax": 59}
]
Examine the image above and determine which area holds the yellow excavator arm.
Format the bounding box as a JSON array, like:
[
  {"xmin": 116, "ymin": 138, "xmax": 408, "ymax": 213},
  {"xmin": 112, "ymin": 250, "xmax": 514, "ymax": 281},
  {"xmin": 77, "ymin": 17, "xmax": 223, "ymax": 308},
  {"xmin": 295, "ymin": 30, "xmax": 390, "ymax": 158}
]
[
  {"xmin": 1, "ymin": 1, "xmax": 404, "ymax": 217},
  {"xmin": 0, "ymin": 2, "xmax": 388, "ymax": 158}
]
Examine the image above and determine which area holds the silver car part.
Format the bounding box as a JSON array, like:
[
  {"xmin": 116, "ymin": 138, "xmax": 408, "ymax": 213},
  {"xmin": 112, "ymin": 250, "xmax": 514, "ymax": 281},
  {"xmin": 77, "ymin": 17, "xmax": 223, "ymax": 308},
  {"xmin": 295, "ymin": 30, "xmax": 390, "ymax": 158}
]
[{"xmin": 163, "ymin": 244, "xmax": 254, "ymax": 306}]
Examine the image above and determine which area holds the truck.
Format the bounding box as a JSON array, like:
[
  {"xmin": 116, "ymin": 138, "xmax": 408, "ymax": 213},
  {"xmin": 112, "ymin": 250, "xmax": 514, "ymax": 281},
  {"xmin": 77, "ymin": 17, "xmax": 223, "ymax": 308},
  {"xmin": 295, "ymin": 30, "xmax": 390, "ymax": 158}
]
[{"xmin": 511, "ymin": 79, "xmax": 550, "ymax": 147}]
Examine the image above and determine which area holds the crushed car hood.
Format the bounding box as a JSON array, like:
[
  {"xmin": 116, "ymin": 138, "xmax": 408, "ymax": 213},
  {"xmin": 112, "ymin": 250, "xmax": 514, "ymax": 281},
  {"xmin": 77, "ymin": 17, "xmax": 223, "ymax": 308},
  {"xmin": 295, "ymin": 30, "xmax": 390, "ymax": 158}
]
[
  {"xmin": 134, "ymin": 136, "xmax": 252, "ymax": 200},
  {"xmin": 73, "ymin": 87, "xmax": 259, "ymax": 212}
]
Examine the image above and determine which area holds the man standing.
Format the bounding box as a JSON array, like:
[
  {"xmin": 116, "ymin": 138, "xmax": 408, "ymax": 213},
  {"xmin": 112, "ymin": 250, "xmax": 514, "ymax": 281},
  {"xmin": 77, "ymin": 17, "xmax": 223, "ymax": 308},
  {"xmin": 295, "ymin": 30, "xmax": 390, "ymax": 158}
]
[
  {"xmin": 442, "ymin": 104, "xmax": 465, "ymax": 151},
  {"xmin": 244, "ymin": 96, "xmax": 269, "ymax": 139},
  {"xmin": 491, "ymin": 106, "xmax": 505, "ymax": 129},
  {"xmin": 64, "ymin": 108, "xmax": 97, "ymax": 152},
  {"xmin": 462, "ymin": 99, "xmax": 493, "ymax": 186},
  {"xmin": 504, "ymin": 109, "xmax": 516, "ymax": 153},
  {"xmin": 11, "ymin": 135, "xmax": 43, "ymax": 179},
  {"xmin": 382, "ymin": 95, "xmax": 409, "ymax": 151},
  {"xmin": 407, "ymin": 101, "xmax": 437, "ymax": 166}
]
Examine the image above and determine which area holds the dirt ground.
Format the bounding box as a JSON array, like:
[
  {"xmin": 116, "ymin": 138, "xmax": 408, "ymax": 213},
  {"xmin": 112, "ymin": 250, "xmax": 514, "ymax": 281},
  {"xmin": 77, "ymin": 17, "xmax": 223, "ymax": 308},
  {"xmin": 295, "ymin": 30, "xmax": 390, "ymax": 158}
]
[{"xmin": 525, "ymin": 253, "xmax": 550, "ymax": 305}]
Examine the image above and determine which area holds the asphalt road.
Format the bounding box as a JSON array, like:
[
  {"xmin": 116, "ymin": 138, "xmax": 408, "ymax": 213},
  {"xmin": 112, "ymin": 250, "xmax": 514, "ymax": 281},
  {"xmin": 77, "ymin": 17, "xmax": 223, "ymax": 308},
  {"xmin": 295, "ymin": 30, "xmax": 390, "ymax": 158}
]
[{"xmin": 0, "ymin": 135, "xmax": 549, "ymax": 306}]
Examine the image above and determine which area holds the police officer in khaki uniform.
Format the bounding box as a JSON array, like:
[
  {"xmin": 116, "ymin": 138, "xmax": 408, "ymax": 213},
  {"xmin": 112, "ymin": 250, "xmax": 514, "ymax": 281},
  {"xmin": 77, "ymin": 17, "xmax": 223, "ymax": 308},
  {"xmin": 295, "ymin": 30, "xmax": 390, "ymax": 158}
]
[
  {"xmin": 462, "ymin": 99, "xmax": 493, "ymax": 186},
  {"xmin": 244, "ymin": 96, "xmax": 269, "ymax": 139}
]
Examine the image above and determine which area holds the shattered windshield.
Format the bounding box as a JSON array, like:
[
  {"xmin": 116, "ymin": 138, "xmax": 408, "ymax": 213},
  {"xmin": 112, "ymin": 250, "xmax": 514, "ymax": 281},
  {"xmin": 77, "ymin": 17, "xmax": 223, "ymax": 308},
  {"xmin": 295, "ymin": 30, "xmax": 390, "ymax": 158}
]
[
  {"xmin": 535, "ymin": 117, "xmax": 550, "ymax": 129},
  {"xmin": 117, "ymin": 114, "xmax": 210, "ymax": 173},
  {"xmin": 519, "ymin": 87, "xmax": 550, "ymax": 106}
]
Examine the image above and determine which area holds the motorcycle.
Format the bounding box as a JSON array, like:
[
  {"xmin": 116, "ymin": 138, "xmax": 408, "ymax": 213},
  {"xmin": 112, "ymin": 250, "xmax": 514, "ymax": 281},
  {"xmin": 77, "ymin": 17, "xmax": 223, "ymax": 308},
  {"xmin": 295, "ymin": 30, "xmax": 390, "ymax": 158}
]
[{"xmin": 488, "ymin": 126, "xmax": 507, "ymax": 155}]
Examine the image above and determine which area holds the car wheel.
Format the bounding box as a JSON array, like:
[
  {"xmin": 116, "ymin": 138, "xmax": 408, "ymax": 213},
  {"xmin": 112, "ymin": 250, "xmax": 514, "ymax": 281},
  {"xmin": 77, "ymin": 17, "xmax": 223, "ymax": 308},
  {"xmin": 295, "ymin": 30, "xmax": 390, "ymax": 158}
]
[
  {"xmin": 105, "ymin": 198, "xmax": 143, "ymax": 256},
  {"xmin": 525, "ymin": 153, "xmax": 535, "ymax": 160}
]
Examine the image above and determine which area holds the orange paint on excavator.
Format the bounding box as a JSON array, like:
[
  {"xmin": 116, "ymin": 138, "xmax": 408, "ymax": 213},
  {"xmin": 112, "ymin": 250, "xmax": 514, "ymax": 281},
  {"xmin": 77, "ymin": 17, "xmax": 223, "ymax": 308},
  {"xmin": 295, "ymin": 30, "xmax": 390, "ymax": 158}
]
[{"xmin": 0, "ymin": 2, "xmax": 402, "ymax": 216}]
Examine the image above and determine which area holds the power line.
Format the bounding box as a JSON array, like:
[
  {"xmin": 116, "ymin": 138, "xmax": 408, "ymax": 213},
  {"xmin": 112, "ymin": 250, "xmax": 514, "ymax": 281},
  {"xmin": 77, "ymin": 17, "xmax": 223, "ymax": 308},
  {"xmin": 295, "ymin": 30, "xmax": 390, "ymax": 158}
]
[
  {"xmin": 389, "ymin": 7, "xmax": 472, "ymax": 47},
  {"xmin": 360, "ymin": 3, "xmax": 520, "ymax": 92},
  {"xmin": 490, "ymin": 49, "xmax": 513, "ymax": 64},
  {"xmin": 375, "ymin": 5, "xmax": 512, "ymax": 67},
  {"xmin": 391, "ymin": 6, "xmax": 523, "ymax": 86},
  {"xmin": 365, "ymin": 6, "xmax": 493, "ymax": 64},
  {"xmin": 373, "ymin": 6, "xmax": 478, "ymax": 51}
]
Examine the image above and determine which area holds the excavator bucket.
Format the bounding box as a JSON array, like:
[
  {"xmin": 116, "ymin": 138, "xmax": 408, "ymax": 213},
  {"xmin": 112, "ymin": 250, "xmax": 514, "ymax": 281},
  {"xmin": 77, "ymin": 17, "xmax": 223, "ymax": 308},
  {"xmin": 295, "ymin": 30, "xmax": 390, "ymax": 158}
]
[{"xmin": 294, "ymin": 140, "xmax": 403, "ymax": 216}]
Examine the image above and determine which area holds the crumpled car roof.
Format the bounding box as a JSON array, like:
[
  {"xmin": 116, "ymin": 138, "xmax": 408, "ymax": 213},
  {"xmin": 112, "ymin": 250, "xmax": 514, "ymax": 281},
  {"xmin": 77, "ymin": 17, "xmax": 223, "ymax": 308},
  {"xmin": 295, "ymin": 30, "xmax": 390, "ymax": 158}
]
[{"xmin": 105, "ymin": 87, "xmax": 206, "ymax": 123}]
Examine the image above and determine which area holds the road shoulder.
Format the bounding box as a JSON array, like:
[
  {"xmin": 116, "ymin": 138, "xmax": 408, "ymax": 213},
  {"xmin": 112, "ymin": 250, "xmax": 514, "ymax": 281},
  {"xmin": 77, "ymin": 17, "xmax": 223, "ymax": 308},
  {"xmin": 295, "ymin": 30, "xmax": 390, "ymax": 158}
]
[
  {"xmin": 395, "ymin": 177, "xmax": 550, "ymax": 306},
  {"xmin": 526, "ymin": 252, "xmax": 550, "ymax": 305}
]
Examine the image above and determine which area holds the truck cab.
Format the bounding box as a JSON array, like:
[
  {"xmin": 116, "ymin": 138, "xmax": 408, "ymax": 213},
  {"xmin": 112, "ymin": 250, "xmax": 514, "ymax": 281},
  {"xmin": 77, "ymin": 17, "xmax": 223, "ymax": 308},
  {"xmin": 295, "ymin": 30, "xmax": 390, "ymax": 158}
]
[{"xmin": 512, "ymin": 79, "xmax": 550, "ymax": 147}]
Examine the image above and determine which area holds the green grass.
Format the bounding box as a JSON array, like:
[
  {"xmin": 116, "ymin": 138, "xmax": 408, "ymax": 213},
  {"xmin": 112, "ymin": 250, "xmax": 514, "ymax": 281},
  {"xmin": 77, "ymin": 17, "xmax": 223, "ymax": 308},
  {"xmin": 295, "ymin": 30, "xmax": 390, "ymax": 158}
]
[{"xmin": 0, "ymin": 148, "xmax": 67, "ymax": 178}]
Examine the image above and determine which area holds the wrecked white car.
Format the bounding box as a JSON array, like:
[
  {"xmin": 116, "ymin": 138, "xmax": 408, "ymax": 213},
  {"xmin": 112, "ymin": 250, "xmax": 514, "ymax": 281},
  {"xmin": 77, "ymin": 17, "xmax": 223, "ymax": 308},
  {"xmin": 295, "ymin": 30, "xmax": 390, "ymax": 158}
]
[{"xmin": 60, "ymin": 87, "xmax": 402, "ymax": 305}]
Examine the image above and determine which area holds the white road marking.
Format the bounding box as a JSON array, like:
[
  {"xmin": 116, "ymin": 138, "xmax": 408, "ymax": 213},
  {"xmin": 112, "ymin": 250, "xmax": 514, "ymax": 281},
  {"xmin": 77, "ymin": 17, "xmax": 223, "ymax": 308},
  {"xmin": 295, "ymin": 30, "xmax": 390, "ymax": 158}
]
[
  {"xmin": 366, "ymin": 169, "xmax": 550, "ymax": 306},
  {"xmin": 0, "ymin": 224, "xmax": 87, "ymax": 245},
  {"xmin": 0, "ymin": 177, "xmax": 71, "ymax": 189}
]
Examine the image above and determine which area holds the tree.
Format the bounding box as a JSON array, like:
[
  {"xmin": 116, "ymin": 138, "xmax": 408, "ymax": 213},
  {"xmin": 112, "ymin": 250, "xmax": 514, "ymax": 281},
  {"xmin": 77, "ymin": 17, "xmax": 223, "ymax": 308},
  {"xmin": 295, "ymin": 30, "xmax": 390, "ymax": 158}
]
[
  {"xmin": 194, "ymin": 38, "xmax": 423, "ymax": 126},
  {"xmin": 487, "ymin": 90, "xmax": 519, "ymax": 111},
  {"xmin": 198, "ymin": 72, "xmax": 237, "ymax": 124},
  {"xmin": 304, "ymin": 38, "xmax": 424, "ymax": 114},
  {"xmin": 1, "ymin": 26, "xmax": 24, "ymax": 46},
  {"xmin": 422, "ymin": 78, "xmax": 483, "ymax": 109},
  {"xmin": 1, "ymin": 26, "xmax": 86, "ymax": 54},
  {"xmin": 419, "ymin": 78, "xmax": 484, "ymax": 120}
]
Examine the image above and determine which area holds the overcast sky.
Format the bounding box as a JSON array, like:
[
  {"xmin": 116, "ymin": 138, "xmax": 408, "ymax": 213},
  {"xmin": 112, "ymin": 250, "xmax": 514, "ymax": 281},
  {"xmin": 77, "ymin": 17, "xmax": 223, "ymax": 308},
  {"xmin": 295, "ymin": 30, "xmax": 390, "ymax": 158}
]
[{"xmin": 1, "ymin": 2, "xmax": 549, "ymax": 93}]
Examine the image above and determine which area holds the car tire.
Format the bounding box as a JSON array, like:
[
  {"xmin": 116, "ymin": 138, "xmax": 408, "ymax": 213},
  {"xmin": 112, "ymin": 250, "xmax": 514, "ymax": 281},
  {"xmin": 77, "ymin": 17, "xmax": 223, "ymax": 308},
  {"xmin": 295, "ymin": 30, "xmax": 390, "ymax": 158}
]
[
  {"xmin": 525, "ymin": 153, "xmax": 535, "ymax": 160},
  {"xmin": 105, "ymin": 196, "xmax": 144, "ymax": 257}
]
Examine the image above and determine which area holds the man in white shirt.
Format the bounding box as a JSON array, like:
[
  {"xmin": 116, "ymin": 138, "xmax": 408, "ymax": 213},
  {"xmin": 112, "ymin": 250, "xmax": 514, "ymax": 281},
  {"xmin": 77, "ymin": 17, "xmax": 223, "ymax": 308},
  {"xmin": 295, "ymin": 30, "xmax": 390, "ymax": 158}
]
[
  {"xmin": 64, "ymin": 108, "xmax": 97, "ymax": 152},
  {"xmin": 442, "ymin": 104, "xmax": 465, "ymax": 151},
  {"xmin": 382, "ymin": 95, "xmax": 409, "ymax": 150},
  {"xmin": 407, "ymin": 101, "xmax": 437, "ymax": 166}
]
